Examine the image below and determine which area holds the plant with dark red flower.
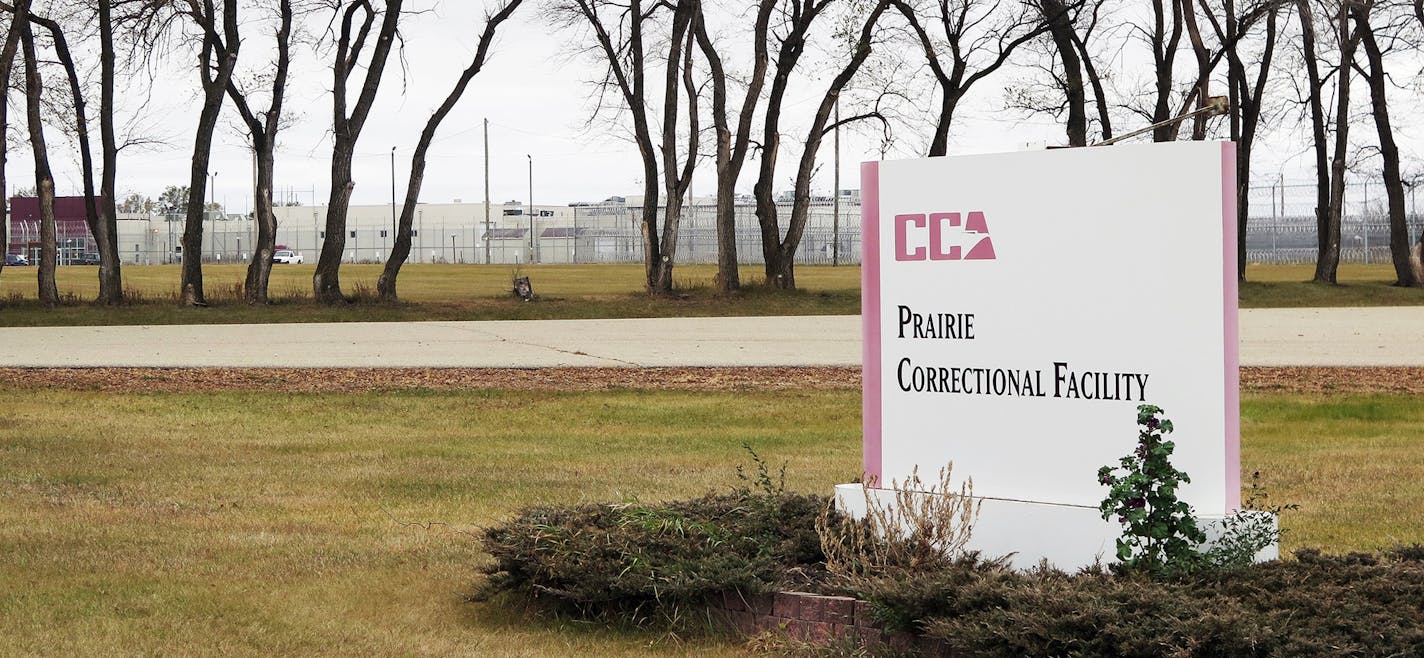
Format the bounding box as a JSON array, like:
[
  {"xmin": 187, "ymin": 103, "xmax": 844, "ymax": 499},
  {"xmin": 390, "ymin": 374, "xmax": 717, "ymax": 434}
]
[{"xmin": 1097, "ymin": 404, "xmax": 1206, "ymax": 573}]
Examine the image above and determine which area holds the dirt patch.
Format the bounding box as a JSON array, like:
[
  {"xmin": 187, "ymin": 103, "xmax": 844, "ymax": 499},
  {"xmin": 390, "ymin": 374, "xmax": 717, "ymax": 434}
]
[
  {"xmin": 0, "ymin": 366, "xmax": 860, "ymax": 393},
  {"xmin": 0, "ymin": 366, "xmax": 1418, "ymax": 394},
  {"xmin": 1240, "ymin": 367, "xmax": 1424, "ymax": 395}
]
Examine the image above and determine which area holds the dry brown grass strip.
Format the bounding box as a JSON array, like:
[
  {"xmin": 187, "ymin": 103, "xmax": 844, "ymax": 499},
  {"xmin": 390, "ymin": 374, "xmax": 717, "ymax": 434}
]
[
  {"xmin": 0, "ymin": 365, "xmax": 1418, "ymax": 394},
  {"xmin": 0, "ymin": 366, "xmax": 862, "ymax": 393}
]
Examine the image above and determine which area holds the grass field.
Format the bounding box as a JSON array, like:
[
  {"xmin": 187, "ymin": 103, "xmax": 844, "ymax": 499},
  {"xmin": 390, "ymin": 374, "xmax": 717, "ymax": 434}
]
[
  {"xmin": 0, "ymin": 262, "xmax": 1420, "ymax": 327},
  {"xmin": 1, "ymin": 387, "xmax": 1420, "ymax": 656}
]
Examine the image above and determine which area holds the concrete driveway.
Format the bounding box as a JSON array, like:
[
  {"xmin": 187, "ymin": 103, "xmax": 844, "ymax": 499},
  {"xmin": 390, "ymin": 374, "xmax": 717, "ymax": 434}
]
[{"xmin": 0, "ymin": 307, "xmax": 1420, "ymax": 368}]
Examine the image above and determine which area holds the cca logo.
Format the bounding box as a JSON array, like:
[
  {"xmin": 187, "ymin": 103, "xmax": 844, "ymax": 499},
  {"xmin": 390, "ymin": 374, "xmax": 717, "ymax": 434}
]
[{"xmin": 894, "ymin": 212, "xmax": 996, "ymax": 262}]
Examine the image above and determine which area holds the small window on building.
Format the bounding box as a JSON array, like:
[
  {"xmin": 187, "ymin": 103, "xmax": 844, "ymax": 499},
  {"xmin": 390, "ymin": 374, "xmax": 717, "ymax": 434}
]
[
  {"xmin": 410, "ymin": 230, "xmax": 418, "ymax": 237},
  {"xmin": 349, "ymin": 230, "xmax": 357, "ymax": 238},
  {"xmin": 380, "ymin": 230, "xmax": 388, "ymax": 238},
  {"xmin": 320, "ymin": 231, "xmax": 326, "ymax": 239}
]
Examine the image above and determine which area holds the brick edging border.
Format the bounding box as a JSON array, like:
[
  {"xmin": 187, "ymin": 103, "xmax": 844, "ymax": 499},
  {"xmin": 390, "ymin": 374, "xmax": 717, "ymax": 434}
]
[{"xmin": 715, "ymin": 590, "xmax": 949, "ymax": 653}]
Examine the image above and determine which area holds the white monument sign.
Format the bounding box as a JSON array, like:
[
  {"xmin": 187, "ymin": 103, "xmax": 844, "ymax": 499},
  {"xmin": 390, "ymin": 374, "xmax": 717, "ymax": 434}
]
[{"xmin": 853, "ymin": 141, "xmax": 1240, "ymax": 568}]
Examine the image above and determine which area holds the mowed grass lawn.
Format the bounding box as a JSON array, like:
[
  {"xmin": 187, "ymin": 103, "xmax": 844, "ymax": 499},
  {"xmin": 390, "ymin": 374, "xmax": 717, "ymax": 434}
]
[
  {"xmin": 2, "ymin": 387, "xmax": 1421, "ymax": 656},
  {"xmin": 0, "ymin": 264, "xmax": 862, "ymax": 327},
  {"xmin": 0, "ymin": 262, "xmax": 1421, "ymax": 326}
]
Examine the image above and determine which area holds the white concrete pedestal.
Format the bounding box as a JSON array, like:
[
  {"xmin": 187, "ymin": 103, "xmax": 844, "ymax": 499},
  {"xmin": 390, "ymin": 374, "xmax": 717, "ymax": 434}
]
[{"xmin": 834, "ymin": 483, "xmax": 1277, "ymax": 571}]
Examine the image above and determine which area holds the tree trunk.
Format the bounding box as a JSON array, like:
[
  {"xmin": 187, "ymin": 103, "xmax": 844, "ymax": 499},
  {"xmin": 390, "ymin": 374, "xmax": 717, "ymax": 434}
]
[
  {"xmin": 1073, "ymin": 31, "xmax": 1112, "ymax": 140},
  {"xmin": 1235, "ymin": 8, "xmax": 1276, "ymax": 283},
  {"xmin": 1180, "ymin": 0, "xmax": 1211, "ymax": 140},
  {"xmin": 245, "ymin": 144, "xmax": 277, "ymax": 302},
  {"xmin": 650, "ymin": 1, "xmax": 698, "ymax": 297},
  {"xmin": 1038, "ymin": 0, "xmax": 1087, "ymax": 146},
  {"xmin": 1214, "ymin": 1, "xmax": 1277, "ymax": 282},
  {"xmin": 692, "ymin": 0, "xmax": 774, "ymax": 293},
  {"xmin": 1318, "ymin": 4, "xmax": 1357, "ymax": 285},
  {"xmin": 97, "ymin": 0, "xmax": 122, "ymax": 303},
  {"xmin": 1353, "ymin": 6, "xmax": 1417, "ymax": 287},
  {"xmin": 1149, "ymin": 0, "xmax": 1182, "ymax": 142},
  {"xmin": 693, "ymin": 4, "xmax": 738, "ymax": 292},
  {"xmin": 315, "ymin": 148, "xmax": 356, "ymax": 302},
  {"xmin": 0, "ymin": 0, "xmax": 28, "ymax": 289},
  {"xmin": 221, "ymin": 0, "xmax": 293, "ymax": 305},
  {"xmin": 182, "ymin": 1, "xmax": 240, "ymax": 306},
  {"xmin": 929, "ymin": 92, "xmax": 961, "ymax": 157},
  {"xmin": 19, "ymin": 13, "xmax": 57, "ymax": 306},
  {"xmin": 31, "ymin": 13, "xmax": 109, "ymax": 302},
  {"xmin": 377, "ymin": 0, "xmax": 524, "ymax": 302},
  {"xmin": 753, "ymin": 1, "xmax": 829, "ymax": 285},
  {"xmin": 1296, "ymin": 0, "xmax": 1332, "ymax": 284},
  {"xmin": 315, "ymin": 0, "xmax": 403, "ymax": 304},
  {"xmin": 772, "ymin": 1, "xmax": 891, "ymax": 290}
]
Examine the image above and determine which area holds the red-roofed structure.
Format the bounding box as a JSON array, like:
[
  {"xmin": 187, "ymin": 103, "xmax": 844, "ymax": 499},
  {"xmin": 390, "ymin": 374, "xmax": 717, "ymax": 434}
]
[{"xmin": 7, "ymin": 197, "xmax": 99, "ymax": 263}]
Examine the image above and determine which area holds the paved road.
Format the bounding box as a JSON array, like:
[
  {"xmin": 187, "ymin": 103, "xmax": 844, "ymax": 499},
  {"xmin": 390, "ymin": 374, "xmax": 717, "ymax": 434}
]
[{"xmin": 0, "ymin": 308, "xmax": 1420, "ymax": 368}]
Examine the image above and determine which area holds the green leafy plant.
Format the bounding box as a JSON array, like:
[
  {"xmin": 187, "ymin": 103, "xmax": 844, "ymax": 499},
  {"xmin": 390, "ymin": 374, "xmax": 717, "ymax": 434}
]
[
  {"xmin": 1098, "ymin": 404, "xmax": 1206, "ymax": 572},
  {"xmin": 1200, "ymin": 472, "xmax": 1297, "ymax": 570}
]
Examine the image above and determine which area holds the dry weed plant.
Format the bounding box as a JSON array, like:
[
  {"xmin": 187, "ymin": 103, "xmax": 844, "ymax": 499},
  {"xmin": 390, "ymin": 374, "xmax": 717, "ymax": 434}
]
[{"xmin": 817, "ymin": 464, "xmax": 982, "ymax": 576}]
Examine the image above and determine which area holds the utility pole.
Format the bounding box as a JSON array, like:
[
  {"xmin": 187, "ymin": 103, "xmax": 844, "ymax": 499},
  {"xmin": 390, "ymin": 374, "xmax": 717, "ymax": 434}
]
[
  {"xmin": 527, "ymin": 154, "xmax": 534, "ymax": 264},
  {"xmin": 833, "ymin": 100, "xmax": 840, "ymax": 267},
  {"xmin": 484, "ymin": 118, "xmax": 491, "ymax": 265},
  {"xmin": 390, "ymin": 146, "xmax": 397, "ymax": 242}
]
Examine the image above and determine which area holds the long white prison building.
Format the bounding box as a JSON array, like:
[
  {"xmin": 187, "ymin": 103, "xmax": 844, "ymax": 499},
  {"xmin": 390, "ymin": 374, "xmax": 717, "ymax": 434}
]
[{"xmin": 7, "ymin": 195, "xmax": 865, "ymax": 267}]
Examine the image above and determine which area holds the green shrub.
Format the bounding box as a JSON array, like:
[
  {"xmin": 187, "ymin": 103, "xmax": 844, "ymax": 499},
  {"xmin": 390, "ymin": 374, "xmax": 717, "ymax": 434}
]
[
  {"xmin": 1098, "ymin": 404, "xmax": 1206, "ymax": 573},
  {"xmin": 829, "ymin": 554, "xmax": 1014, "ymax": 633},
  {"xmin": 475, "ymin": 491, "xmax": 829, "ymax": 622},
  {"xmin": 909, "ymin": 548, "xmax": 1424, "ymax": 657}
]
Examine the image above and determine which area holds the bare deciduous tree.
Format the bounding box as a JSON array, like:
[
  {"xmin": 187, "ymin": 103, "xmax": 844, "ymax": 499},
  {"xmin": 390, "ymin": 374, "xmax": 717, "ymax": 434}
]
[
  {"xmin": 177, "ymin": 0, "xmax": 241, "ymax": 305},
  {"xmin": 692, "ymin": 0, "xmax": 776, "ymax": 293},
  {"xmin": 555, "ymin": 0, "xmax": 696, "ymax": 295},
  {"xmin": 18, "ymin": 2, "xmax": 58, "ymax": 306},
  {"xmin": 313, "ymin": 0, "xmax": 403, "ymax": 304},
  {"xmin": 97, "ymin": 0, "xmax": 121, "ymax": 303},
  {"xmin": 198, "ymin": 0, "xmax": 296, "ymax": 304},
  {"xmin": 1033, "ymin": 0, "xmax": 1088, "ymax": 145},
  {"xmin": 377, "ymin": 0, "xmax": 525, "ymax": 301},
  {"xmin": 1351, "ymin": 0, "xmax": 1418, "ymax": 286},
  {"xmin": 0, "ymin": 0, "xmax": 28, "ymax": 288},
  {"xmin": 1199, "ymin": 0, "xmax": 1282, "ymax": 281},
  {"xmin": 1315, "ymin": 0, "xmax": 1362, "ymax": 284},
  {"xmin": 891, "ymin": 0, "xmax": 1048, "ymax": 157},
  {"xmin": 754, "ymin": 0, "xmax": 894, "ymax": 289}
]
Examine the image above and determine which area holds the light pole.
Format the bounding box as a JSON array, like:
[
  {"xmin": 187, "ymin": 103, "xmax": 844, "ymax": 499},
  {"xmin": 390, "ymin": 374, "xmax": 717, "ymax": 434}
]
[
  {"xmin": 209, "ymin": 171, "xmax": 217, "ymax": 259},
  {"xmin": 390, "ymin": 146, "xmax": 397, "ymax": 241},
  {"xmin": 527, "ymin": 154, "xmax": 534, "ymax": 264},
  {"xmin": 484, "ymin": 118, "xmax": 491, "ymax": 265},
  {"xmin": 833, "ymin": 99, "xmax": 840, "ymax": 267},
  {"xmin": 450, "ymin": 233, "xmax": 457, "ymax": 264}
]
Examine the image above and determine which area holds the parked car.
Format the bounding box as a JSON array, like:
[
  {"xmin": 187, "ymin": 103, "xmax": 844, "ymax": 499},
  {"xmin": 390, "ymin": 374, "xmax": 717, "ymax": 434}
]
[
  {"xmin": 78, "ymin": 253, "xmax": 102, "ymax": 265},
  {"xmin": 273, "ymin": 249, "xmax": 303, "ymax": 264},
  {"xmin": 4, "ymin": 254, "xmax": 28, "ymax": 266}
]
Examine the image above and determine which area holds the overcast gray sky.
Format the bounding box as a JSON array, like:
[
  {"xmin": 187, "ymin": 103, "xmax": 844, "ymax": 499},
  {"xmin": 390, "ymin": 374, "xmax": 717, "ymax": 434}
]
[
  {"xmin": 13, "ymin": 1, "xmax": 1076, "ymax": 212},
  {"xmin": 14, "ymin": 0, "xmax": 1424, "ymax": 212}
]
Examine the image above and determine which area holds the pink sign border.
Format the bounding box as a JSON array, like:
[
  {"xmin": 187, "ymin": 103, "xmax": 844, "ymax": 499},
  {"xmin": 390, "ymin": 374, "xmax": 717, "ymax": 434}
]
[
  {"xmin": 862, "ymin": 144, "xmax": 1242, "ymax": 508},
  {"xmin": 1221, "ymin": 142, "xmax": 1242, "ymax": 510},
  {"xmin": 861, "ymin": 161, "xmax": 883, "ymax": 485}
]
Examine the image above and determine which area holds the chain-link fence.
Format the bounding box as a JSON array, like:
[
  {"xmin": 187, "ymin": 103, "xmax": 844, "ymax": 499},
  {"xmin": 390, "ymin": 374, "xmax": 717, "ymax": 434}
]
[
  {"xmin": 1246, "ymin": 180, "xmax": 1424, "ymax": 265},
  {"xmin": 100, "ymin": 201, "xmax": 863, "ymax": 267},
  {"xmin": 576, "ymin": 201, "xmax": 862, "ymax": 266},
  {"xmin": 24, "ymin": 184, "xmax": 1420, "ymax": 267}
]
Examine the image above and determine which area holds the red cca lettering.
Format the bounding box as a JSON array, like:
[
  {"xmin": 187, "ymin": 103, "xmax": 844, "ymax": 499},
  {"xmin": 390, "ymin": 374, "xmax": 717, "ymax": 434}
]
[{"xmin": 894, "ymin": 211, "xmax": 996, "ymax": 262}]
